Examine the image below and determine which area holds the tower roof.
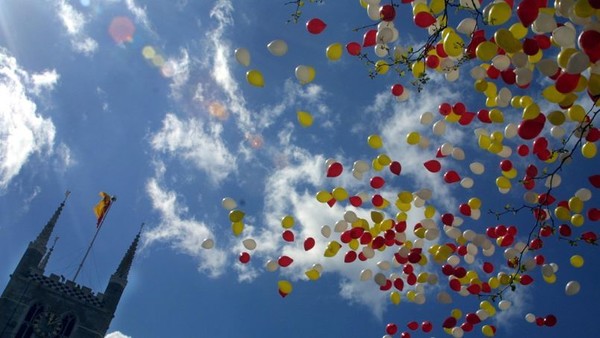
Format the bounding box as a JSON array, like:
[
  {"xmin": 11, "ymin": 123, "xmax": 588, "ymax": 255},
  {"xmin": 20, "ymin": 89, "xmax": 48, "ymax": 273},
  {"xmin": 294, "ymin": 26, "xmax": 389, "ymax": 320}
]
[
  {"xmin": 32, "ymin": 193, "xmax": 69, "ymax": 252},
  {"xmin": 114, "ymin": 225, "xmax": 143, "ymax": 280}
]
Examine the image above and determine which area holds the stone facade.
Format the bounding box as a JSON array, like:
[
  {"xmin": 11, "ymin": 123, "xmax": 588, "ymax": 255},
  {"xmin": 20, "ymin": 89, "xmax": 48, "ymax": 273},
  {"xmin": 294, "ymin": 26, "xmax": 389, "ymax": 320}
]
[{"xmin": 0, "ymin": 200, "xmax": 139, "ymax": 338}]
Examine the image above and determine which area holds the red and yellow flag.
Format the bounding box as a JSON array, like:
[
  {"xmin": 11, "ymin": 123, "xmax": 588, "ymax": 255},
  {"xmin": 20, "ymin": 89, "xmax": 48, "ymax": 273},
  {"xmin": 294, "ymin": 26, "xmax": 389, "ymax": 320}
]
[{"xmin": 93, "ymin": 192, "xmax": 112, "ymax": 227}]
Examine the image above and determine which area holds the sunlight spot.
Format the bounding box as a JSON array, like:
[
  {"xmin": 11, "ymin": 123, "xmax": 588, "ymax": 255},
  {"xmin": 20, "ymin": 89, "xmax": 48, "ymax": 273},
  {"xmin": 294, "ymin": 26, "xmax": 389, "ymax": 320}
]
[
  {"xmin": 208, "ymin": 101, "xmax": 229, "ymax": 121},
  {"xmin": 108, "ymin": 16, "xmax": 135, "ymax": 44},
  {"xmin": 246, "ymin": 134, "xmax": 263, "ymax": 149},
  {"xmin": 142, "ymin": 45, "xmax": 156, "ymax": 59}
]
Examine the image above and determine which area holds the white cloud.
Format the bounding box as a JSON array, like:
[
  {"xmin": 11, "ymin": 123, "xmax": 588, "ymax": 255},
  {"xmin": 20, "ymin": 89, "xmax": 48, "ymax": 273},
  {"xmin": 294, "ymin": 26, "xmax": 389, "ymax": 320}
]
[
  {"xmin": 55, "ymin": 0, "xmax": 98, "ymax": 55},
  {"xmin": 0, "ymin": 49, "xmax": 57, "ymax": 189},
  {"xmin": 150, "ymin": 113, "xmax": 236, "ymax": 184},
  {"xmin": 105, "ymin": 331, "xmax": 132, "ymax": 338},
  {"xmin": 125, "ymin": 0, "xmax": 155, "ymax": 36},
  {"xmin": 144, "ymin": 174, "xmax": 228, "ymax": 277},
  {"xmin": 31, "ymin": 69, "xmax": 59, "ymax": 95},
  {"xmin": 165, "ymin": 49, "xmax": 190, "ymax": 100}
]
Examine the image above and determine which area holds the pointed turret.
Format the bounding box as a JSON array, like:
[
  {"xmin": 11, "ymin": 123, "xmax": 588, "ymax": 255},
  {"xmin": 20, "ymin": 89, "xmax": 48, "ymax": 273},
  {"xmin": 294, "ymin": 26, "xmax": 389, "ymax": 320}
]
[
  {"xmin": 13, "ymin": 194, "xmax": 68, "ymax": 277},
  {"xmin": 103, "ymin": 225, "xmax": 143, "ymax": 315},
  {"xmin": 38, "ymin": 237, "xmax": 59, "ymax": 271}
]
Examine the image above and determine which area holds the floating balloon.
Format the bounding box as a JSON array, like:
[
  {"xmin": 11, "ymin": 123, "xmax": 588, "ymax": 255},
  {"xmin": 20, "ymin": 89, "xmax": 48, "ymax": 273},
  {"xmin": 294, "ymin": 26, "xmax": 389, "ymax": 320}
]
[
  {"xmin": 297, "ymin": 111, "xmax": 314, "ymax": 127},
  {"xmin": 306, "ymin": 18, "xmax": 327, "ymax": 34},
  {"xmin": 267, "ymin": 39, "xmax": 288, "ymax": 56},
  {"xmin": 278, "ymin": 280, "xmax": 293, "ymax": 297},
  {"xmin": 234, "ymin": 48, "xmax": 250, "ymax": 66},
  {"xmin": 326, "ymin": 42, "xmax": 343, "ymax": 61},
  {"xmin": 221, "ymin": 197, "xmax": 237, "ymax": 210},
  {"xmin": 201, "ymin": 238, "xmax": 214, "ymax": 249},
  {"xmin": 295, "ymin": 65, "xmax": 316, "ymax": 84},
  {"xmin": 246, "ymin": 69, "xmax": 264, "ymax": 87}
]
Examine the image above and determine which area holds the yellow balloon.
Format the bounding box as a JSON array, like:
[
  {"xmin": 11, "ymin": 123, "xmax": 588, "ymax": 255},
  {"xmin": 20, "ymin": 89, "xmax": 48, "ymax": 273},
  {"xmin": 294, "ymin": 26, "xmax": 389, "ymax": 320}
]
[
  {"xmin": 281, "ymin": 215, "xmax": 295, "ymax": 228},
  {"xmin": 474, "ymin": 79, "xmax": 488, "ymax": 92},
  {"xmin": 468, "ymin": 197, "xmax": 482, "ymax": 209},
  {"xmin": 494, "ymin": 29, "xmax": 520, "ymax": 53},
  {"xmin": 332, "ymin": 187, "xmax": 349, "ymax": 201},
  {"xmin": 554, "ymin": 206, "xmax": 571, "ymax": 221},
  {"xmin": 406, "ymin": 131, "xmax": 421, "ymax": 145},
  {"xmin": 496, "ymin": 176, "xmax": 511, "ymax": 189},
  {"xmin": 229, "ymin": 209, "xmax": 245, "ymax": 222},
  {"xmin": 522, "ymin": 103, "xmax": 540, "ymax": 120},
  {"xmin": 305, "ymin": 269, "xmax": 321, "ymax": 280},
  {"xmin": 476, "ymin": 41, "xmax": 498, "ymax": 61},
  {"xmin": 542, "ymin": 86, "xmax": 565, "ymax": 103},
  {"xmin": 543, "ymin": 273, "xmax": 556, "ymax": 283},
  {"xmin": 297, "ymin": 111, "xmax": 313, "ymax": 127},
  {"xmin": 398, "ymin": 191, "xmax": 413, "ymax": 204},
  {"xmin": 278, "ymin": 280, "xmax": 293, "ymax": 294},
  {"xmin": 424, "ymin": 205, "xmax": 436, "ymax": 218},
  {"xmin": 571, "ymin": 213, "xmax": 585, "ymax": 227},
  {"xmin": 246, "ymin": 69, "xmax": 264, "ymax": 87},
  {"xmin": 568, "ymin": 196, "xmax": 584, "ymax": 213},
  {"xmin": 368, "ymin": 134, "xmax": 383, "ymax": 149},
  {"xmin": 557, "ymin": 48, "xmax": 577, "ymax": 69},
  {"xmin": 568, "ymin": 104, "xmax": 586, "ymax": 122},
  {"xmin": 481, "ymin": 324, "xmax": 495, "ymax": 337},
  {"xmin": 547, "ymin": 110, "xmax": 566, "ymax": 125},
  {"xmin": 489, "ymin": 109, "xmax": 504, "ymax": 123},
  {"xmin": 430, "ymin": 0, "xmax": 446, "ymax": 14},
  {"xmin": 326, "ymin": 42, "xmax": 343, "ymax": 61},
  {"xmin": 411, "ymin": 61, "xmax": 425, "ymax": 78},
  {"xmin": 324, "ymin": 240, "xmax": 341, "ymax": 257},
  {"xmin": 570, "ymin": 254, "xmax": 585, "ymax": 268},
  {"xmin": 582, "ymin": 142, "xmax": 597, "ymax": 158},
  {"xmin": 588, "ymin": 73, "xmax": 600, "ymax": 95},
  {"xmin": 509, "ymin": 22, "xmax": 528, "ymax": 39},
  {"xmin": 390, "ymin": 291, "xmax": 401, "ymax": 305},
  {"xmin": 376, "ymin": 154, "xmax": 391, "ymax": 166},
  {"xmin": 316, "ymin": 190, "xmax": 333, "ymax": 203},
  {"xmin": 232, "ymin": 221, "xmax": 244, "ymax": 236},
  {"xmin": 375, "ymin": 60, "xmax": 389, "ymax": 75},
  {"xmin": 443, "ymin": 31, "xmax": 464, "ymax": 57}
]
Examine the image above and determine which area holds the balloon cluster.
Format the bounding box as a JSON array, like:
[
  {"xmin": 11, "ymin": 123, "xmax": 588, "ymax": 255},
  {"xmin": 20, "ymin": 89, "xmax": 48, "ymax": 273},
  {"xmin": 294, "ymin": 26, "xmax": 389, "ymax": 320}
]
[{"xmin": 221, "ymin": 0, "xmax": 600, "ymax": 336}]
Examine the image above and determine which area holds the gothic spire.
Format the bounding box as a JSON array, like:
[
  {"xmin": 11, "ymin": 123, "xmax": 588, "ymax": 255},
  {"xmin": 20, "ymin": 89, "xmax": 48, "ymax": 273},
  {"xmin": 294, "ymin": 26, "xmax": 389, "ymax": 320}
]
[
  {"xmin": 32, "ymin": 192, "xmax": 70, "ymax": 252},
  {"xmin": 38, "ymin": 237, "xmax": 59, "ymax": 271},
  {"xmin": 114, "ymin": 224, "xmax": 143, "ymax": 280}
]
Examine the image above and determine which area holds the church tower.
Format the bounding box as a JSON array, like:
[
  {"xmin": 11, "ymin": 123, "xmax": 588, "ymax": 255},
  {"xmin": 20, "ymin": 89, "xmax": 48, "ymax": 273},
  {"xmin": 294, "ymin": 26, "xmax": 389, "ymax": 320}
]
[{"xmin": 0, "ymin": 196, "xmax": 140, "ymax": 338}]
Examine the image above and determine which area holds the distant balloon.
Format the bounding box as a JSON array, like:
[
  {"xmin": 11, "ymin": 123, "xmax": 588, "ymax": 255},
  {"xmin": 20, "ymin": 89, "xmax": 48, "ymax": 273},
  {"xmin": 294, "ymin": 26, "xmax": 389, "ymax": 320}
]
[
  {"xmin": 267, "ymin": 39, "xmax": 288, "ymax": 56},
  {"xmin": 201, "ymin": 238, "xmax": 214, "ymax": 249},
  {"xmin": 295, "ymin": 65, "xmax": 316, "ymax": 84},
  {"xmin": 235, "ymin": 48, "xmax": 251, "ymax": 66},
  {"xmin": 306, "ymin": 18, "xmax": 327, "ymax": 34},
  {"xmin": 297, "ymin": 111, "xmax": 314, "ymax": 127},
  {"xmin": 246, "ymin": 69, "xmax": 264, "ymax": 87},
  {"xmin": 221, "ymin": 197, "xmax": 237, "ymax": 210}
]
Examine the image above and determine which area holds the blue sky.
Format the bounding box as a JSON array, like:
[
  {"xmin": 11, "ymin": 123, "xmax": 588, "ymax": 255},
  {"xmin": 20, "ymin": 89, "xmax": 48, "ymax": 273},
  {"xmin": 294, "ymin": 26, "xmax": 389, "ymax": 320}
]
[{"xmin": 1, "ymin": 0, "xmax": 600, "ymax": 337}]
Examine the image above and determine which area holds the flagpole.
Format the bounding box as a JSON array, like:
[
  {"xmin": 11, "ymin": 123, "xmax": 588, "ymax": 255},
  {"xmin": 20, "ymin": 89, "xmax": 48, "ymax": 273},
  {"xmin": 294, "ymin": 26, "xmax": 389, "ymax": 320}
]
[{"xmin": 73, "ymin": 196, "xmax": 116, "ymax": 282}]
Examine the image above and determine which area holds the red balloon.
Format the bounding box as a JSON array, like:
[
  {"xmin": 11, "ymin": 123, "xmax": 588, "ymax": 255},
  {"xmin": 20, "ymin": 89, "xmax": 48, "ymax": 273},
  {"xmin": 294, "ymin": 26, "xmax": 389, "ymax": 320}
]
[
  {"xmin": 407, "ymin": 321, "xmax": 419, "ymax": 331},
  {"xmin": 559, "ymin": 224, "xmax": 572, "ymax": 236},
  {"xmin": 363, "ymin": 29, "xmax": 377, "ymax": 47},
  {"xmin": 458, "ymin": 111, "xmax": 476, "ymax": 125},
  {"xmin": 461, "ymin": 322, "xmax": 473, "ymax": 332},
  {"xmin": 500, "ymin": 159, "xmax": 513, "ymax": 171},
  {"xmin": 282, "ymin": 230, "xmax": 295, "ymax": 242},
  {"xmin": 555, "ymin": 73, "xmax": 579, "ymax": 93},
  {"xmin": 370, "ymin": 176, "xmax": 385, "ymax": 189},
  {"xmin": 344, "ymin": 250, "xmax": 357, "ymax": 263},
  {"xmin": 467, "ymin": 283, "xmax": 481, "ymax": 294},
  {"xmin": 501, "ymin": 69, "xmax": 516, "ymax": 84},
  {"xmin": 449, "ymin": 278, "xmax": 461, "ymax": 291},
  {"xmin": 278, "ymin": 290, "xmax": 289, "ymax": 298},
  {"xmin": 486, "ymin": 65, "xmax": 500, "ymax": 79},
  {"xmin": 520, "ymin": 274, "xmax": 534, "ymax": 285},
  {"xmin": 453, "ymin": 102, "xmax": 466, "ymax": 115},
  {"xmin": 589, "ymin": 174, "xmax": 600, "ymax": 188},
  {"xmin": 517, "ymin": 0, "xmax": 539, "ymax": 26},
  {"xmin": 393, "ymin": 278, "xmax": 404, "ymax": 291},
  {"xmin": 278, "ymin": 255, "xmax": 294, "ymax": 267},
  {"xmin": 579, "ymin": 30, "xmax": 600, "ymax": 55},
  {"xmin": 389, "ymin": 161, "xmax": 402, "ymax": 175},
  {"xmin": 421, "ymin": 321, "xmax": 433, "ymax": 333},
  {"xmin": 306, "ymin": 18, "xmax": 327, "ymax": 34},
  {"xmin": 379, "ymin": 279, "xmax": 392, "ymax": 291},
  {"xmin": 327, "ymin": 162, "xmax": 343, "ymax": 177},
  {"xmin": 522, "ymin": 38, "xmax": 540, "ymax": 56},
  {"xmin": 459, "ymin": 203, "xmax": 472, "ymax": 216},
  {"xmin": 413, "ymin": 12, "xmax": 436, "ymax": 28},
  {"xmin": 532, "ymin": 137, "xmax": 548, "ymax": 154},
  {"xmin": 379, "ymin": 4, "xmax": 396, "ymax": 21},
  {"xmin": 423, "ymin": 160, "xmax": 441, "ymax": 173},
  {"xmin": 349, "ymin": 195, "xmax": 363, "ymax": 207},
  {"xmin": 534, "ymin": 34, "xmax": 552, "ymax": 49},
  {"xmin": 443, "ymin": 170, "xmax": 461, "ymax": 183},
  {"xmin": 346, "ymin": 42, "xmax": 362, "ymax": 56},
  {"xmin": 239, "ymin": 252, "xmax": 251, "ymax": 264},
  {"xmin": 426, "ymin": 55, "xmax": 440, "ymax": 68},
  {"xmin": 586, "ymin": 127, "xmax": 600, "ymax": 142},
  {"xmin": 483, "ymin": 261, "xmax": 494, "ymax": 273},
  {"xmin": 517, "ymin": 144, "xmax": 530, "ymax": 156},
  {"xmin": 465, "ymin": 313, "xmax": 481, "ymax": 324},
  {"xmin": 518, "ymin": 113, "xmax": 546, "ymax": 140},
  {"xmin": 439, "ymin": 102, "xmax": 452, "ymax": 115},
  {"xmin": 544, "ymin": 315, "xmax": 557, "ymax": 327},
  {"xmin": 372, "ymin": 194, "xmax": 384, "ymax": 207},
  {"xmin": 477, "ymin": 109, "xmax": 492, "ymax": 123},
  {"xmin": 327, "ymin": 198, "xmax": 336, "ymax": 207},
  {"xmin": 386, "ymin": 323, "xmax": 398, "ymax": 335},
  {"xmin": 588, "ymin": 208, "xmax": 600, "ymax": 221},
  {"xmin": 391, "ymin": 84, "xmax": 404, "ymax": 96},
  {"xmin": 441, "ymin": 213, "xmax": 455, "ymax": 225},
  {"xmin": 303, "ymin": 237, "xmax": 315, "ymax": 250}
]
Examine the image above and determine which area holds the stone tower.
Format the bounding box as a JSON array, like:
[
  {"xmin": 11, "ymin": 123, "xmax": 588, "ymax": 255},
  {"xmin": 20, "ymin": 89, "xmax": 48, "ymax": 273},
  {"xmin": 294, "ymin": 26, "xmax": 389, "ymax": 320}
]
[{"xmin": 0, "ymin": 197, "xmax": 140, "ymax": 338}]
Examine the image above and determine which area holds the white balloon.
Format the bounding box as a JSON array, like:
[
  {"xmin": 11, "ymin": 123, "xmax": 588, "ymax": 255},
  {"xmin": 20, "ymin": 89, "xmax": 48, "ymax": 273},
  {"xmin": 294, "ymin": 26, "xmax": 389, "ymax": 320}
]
[
  {"xmin": 353, "ymin": 160, "xmax": 370, "ymax": 173},
  {"xmin": 352, "ymin": 169, "xmax": 364, "ymax": 180},
  {"xmin": 470, "ymin": 66, "xmax": 487, "ymax": 80},
  {"xmin": 537, "ymin": 58, "xmax": 559, "ymax": 77},
  {"xmin": 321, "ymin": 225, "xmax": 331, "ymax": 238},
  {"xmin": 515, "ymin": 67, "xmax": 533, "ymax": 86},
  {"xmin": 452, "ymin": 327, "xmax": 464, "ymax": 338},
  {"xmin": 460, "ymin": 177, "xmax": 474, "ymax": 188},
  {"xmin": 377, "ymin": 260, "xmax": 391, "ymax": 270},
  {"xmin": 295, "ymin": 65, "xmax": 315, "ymax": 84},
  {"xmin": 492, "ymin": 54, "xmax": 511, "ymax": 71},
  {"xmin": 266, "ymin": 259, "xmax": 278, "ymax": 272},
  {"xmin": 566, "ymin": 51, "xmax": 590, "ymax": 74},
  {"xmin": 525, "ymin": 313, "xmax": 536, "ymax": 323},
  {"xmin": 367, "ymin": 3, "xmax": 381, "ymax": 20},
  {"xmin": 360, "ymin": 269, "xmax": 373, "ymax": 281},
  {"xmin": 374, "ymin": 43, "xmax": 389, "ymax": 57},
  {"xmin": 415, "ymin": 188, "xmax": 432, "ymax": 200},
  {"xmin": 234, "ymin": 48, "xmax": 250, "ymax": 67},
  {"xmin": 267, "ymin": 39, "xmax": 288, "ymax": 56},
  {"xmin": 334, "ymin": 220, "xmax": 348, "ymax": 232},
  {"xmin": 565, "ymin": 280, "xmax": 581, "ymax": 295},
  {"xmin": 377, "ymin": 27, "xmax": 394, "ymax": 44},
  {"xmin": 242, "ymin": 238, "xmax": 257, "ymax": 250},
  {"xmin": 451, "ymin": 147, "xmax": 465, "ymax": 160},
  {"xmin": 437, "ymin": 291, "xmax": 452, "ymax": 304},
  {"xmin": 457, "ymin": 18, "xmax": 477, "ymax": 35},
  {"xmin": 374, "ymin": 272, "xmax": 387, "ymax": 286},
  {"xmin": 545, "ymin": 174, "xmax": 561, "ymax": 188},
  {"xmin": 511, "ymin": 52, "xmax": 529, "ymax": 68},
  {"xmin": 221, "ymin": 197, "xmax": 237, "ymax": 210},
  {"xmin": 469, "ymin": 162, "xmax": 485, "ymax": 174},
  {"xmin": 471, "ymin": 208, "xmax": 481, "ymax": 220},
  {"xmin": 445, "ymin": 69, "xmax": 459, "ymax": 82},
  {"xmin": 575, "ymin": 188, "xmax": 592, "ymax": 201},
  {"xmin": 433, "ymin": 120, "xmax": 447, "ymax": 135},
  {"xmin": 344, "ymin": 210, "xmax": 358, "ymax": 223},
  {"xmin": 440, "ymin": 142, "xmax": 453, "ymax": 156},
  {"xmin": 551, "ymin": 125, "xmax": 566, "ymax": 139},
  {"xmin": 201, "ymin": 238, "xmax": 214, "ymax": 249},
  {"xmin": 552, "ymin": 25, "xmax": 576, "ymax": 47},
  {"xmin": 420, "ymin": 111, "xmax": 434, "ymax": 125}
]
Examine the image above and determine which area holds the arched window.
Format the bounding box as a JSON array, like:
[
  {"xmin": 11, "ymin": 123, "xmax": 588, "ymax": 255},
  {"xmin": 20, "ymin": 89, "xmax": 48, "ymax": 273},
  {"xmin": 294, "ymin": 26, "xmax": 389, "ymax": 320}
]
[
  {"xmin": 57, "ymin": 314, "xmax": 77, "ymax": 338},
  {"xmin": 15, "ymin": 303, "xmax": 44, "ymax": 338}
]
